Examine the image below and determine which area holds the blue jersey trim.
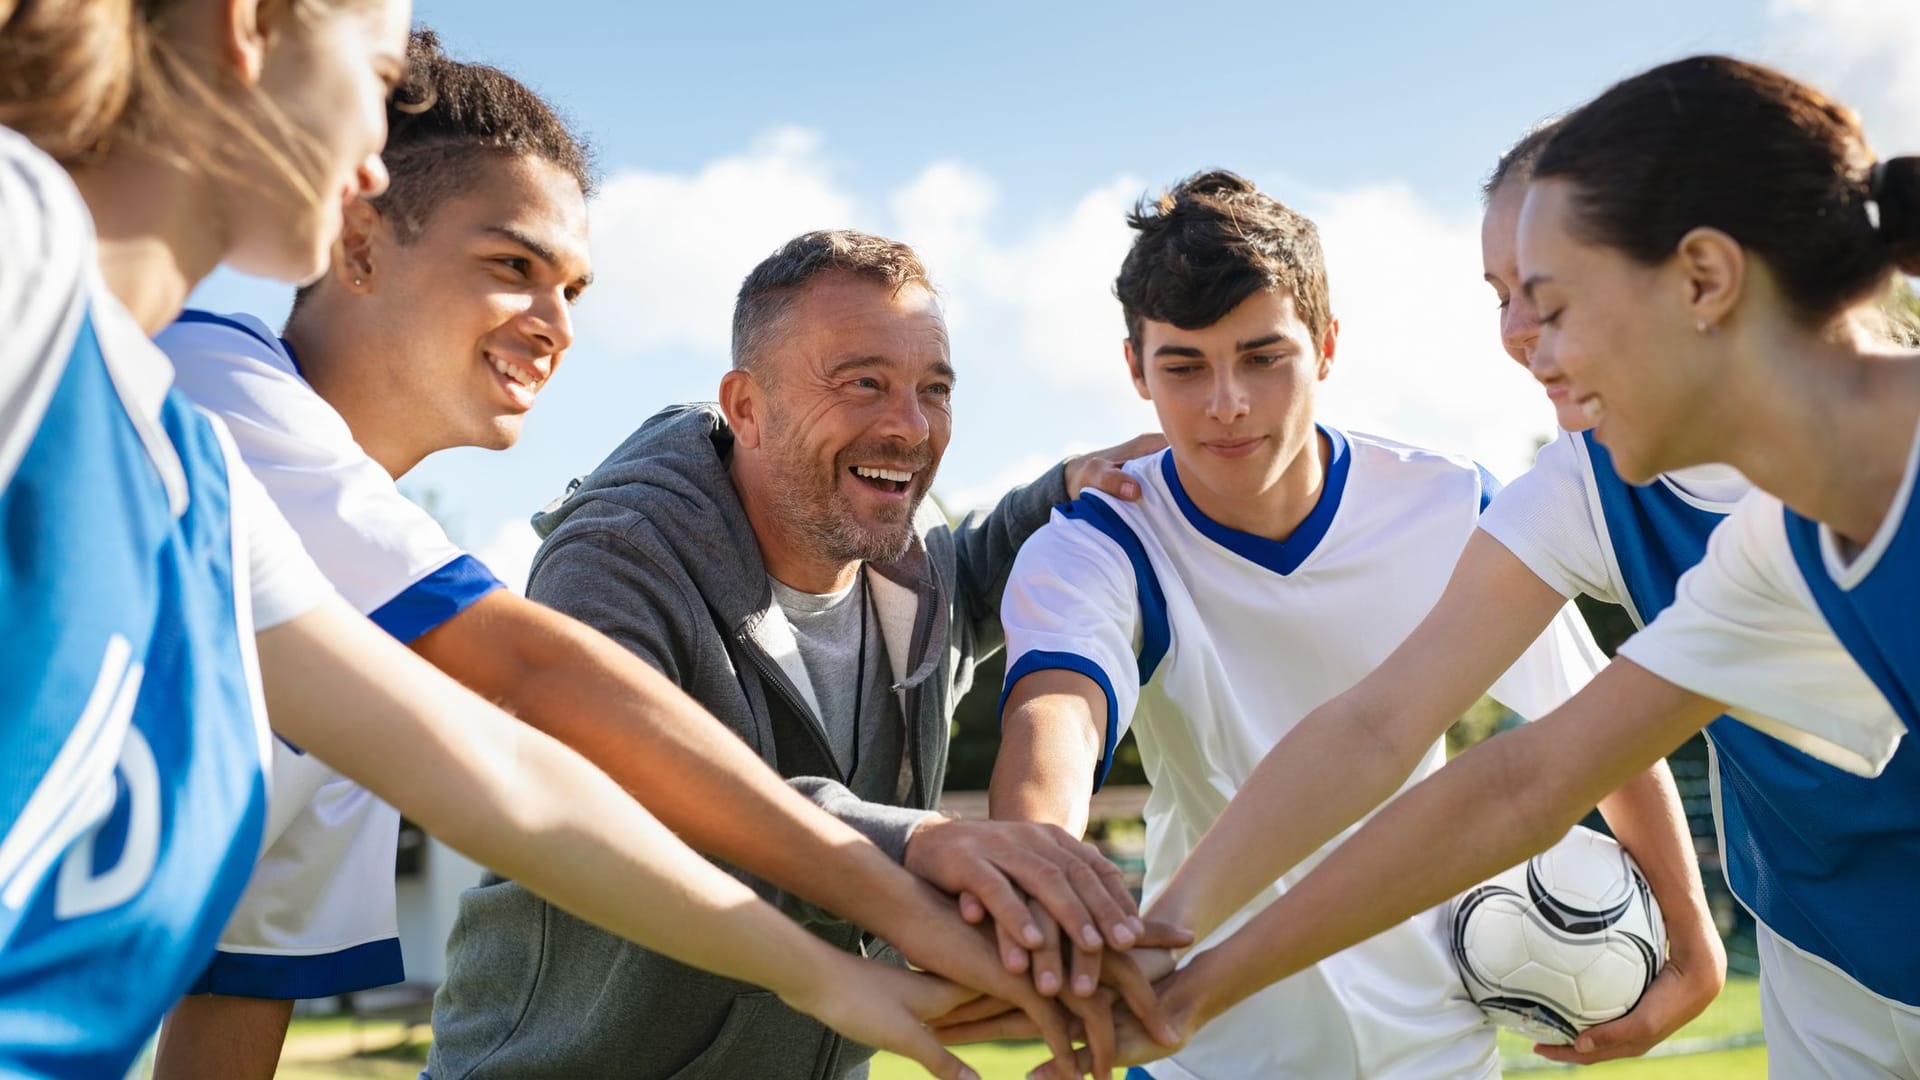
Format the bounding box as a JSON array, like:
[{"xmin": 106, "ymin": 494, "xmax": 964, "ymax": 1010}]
[
  {"xmin": 186, "ymin": 936, "xmax": 404, "ymax": 1000},
  {"xmin": 1125, "ymin": 1069, "xmax": 1156, "ymax": 1080},
  {"xmin": 1057, "ymin": 495, "xmax": 1170, "ymax": 684},
  {"xmin": 1474, "ymin": 462, "xmax": 1503, "ymax": 513},
  {"xmin": 368, "ymin": 554, "xmax": 503, "ymax": 645},
  {"xmin": 174, "ymin": 309, "xmax": 305, "ymax": 379},
  {"xmin": 1781, "ymin": 509, "xmax": 1918, "ymax": 733},
  {"xmin": 1584, "ymin": 430, "xmax": 1920, "ymax": 1004},
  {"xmin": 173, "ymin": 309, "xmax": 278, "ymax": 353},
  {"xmin": 1161, "ymin": 425, "xmax": 1350, "ymax": 575},
  {"xmin": 1000, "ymin": 651, "xmax": 1121, "ymax": 792}
]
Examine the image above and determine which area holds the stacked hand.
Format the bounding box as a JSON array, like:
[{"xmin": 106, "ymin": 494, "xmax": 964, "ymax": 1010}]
[{"xmin": 897, "ymin": 816, "xmax": 1193, "ymax": 1077}]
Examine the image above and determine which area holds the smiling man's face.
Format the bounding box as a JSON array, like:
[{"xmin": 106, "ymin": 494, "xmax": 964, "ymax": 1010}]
[{"xmin": 747, "ymin": 272, "xmax": 955, "ymax": 566}]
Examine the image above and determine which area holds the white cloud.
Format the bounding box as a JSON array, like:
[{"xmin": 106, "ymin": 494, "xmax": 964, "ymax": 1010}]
[
  {"xmin": 1313, "ymin": 183, "xmax": 1553, "ymax": 480},
  {"xmin": 1764, "ymin": 0, "xmax": 1920, "ymax": 149},
  {"xmin": 471, "ymin": 516, "xmax": 543, "ymax": 597},
  {"xmin": 471, "ymin": 132, "xmax": 1556, "ymax": 556},
  {"xmin": 583, "ymin": 127, "xmax": 862, "ymax": 357}
]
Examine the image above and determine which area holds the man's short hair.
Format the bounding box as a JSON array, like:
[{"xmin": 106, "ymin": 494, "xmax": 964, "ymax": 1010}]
[
  {"xmin": 1115, "ymin": 170, "xmax": 1331, "ymax": 356},
  {"xmin": 731, "ymin": 229, "xmax": 933, "ymax": 376}
]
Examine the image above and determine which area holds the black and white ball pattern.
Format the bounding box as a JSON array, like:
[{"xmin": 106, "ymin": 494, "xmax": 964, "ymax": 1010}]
[{"xmin": 1450, "ymin": 825, "xmax": 1666, "ymax": 1045}]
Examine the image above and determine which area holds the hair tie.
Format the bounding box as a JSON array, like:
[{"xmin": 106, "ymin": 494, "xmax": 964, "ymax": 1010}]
[
  {"xmin": 1865, "ymin": 160, "xmax": 1888, "ymax": 232},
  {"xmin": 393, "ymin": 86, "xmax": 438, "ymax": 115}
]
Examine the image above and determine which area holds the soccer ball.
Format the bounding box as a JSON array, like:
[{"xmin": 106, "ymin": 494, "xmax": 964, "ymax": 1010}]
[{"xmin": 1450, "ymin": 825, "xmax": 1666, "ymax": 1045}]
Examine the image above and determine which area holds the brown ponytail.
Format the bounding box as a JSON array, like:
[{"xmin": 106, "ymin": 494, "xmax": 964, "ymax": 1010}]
[{"xmin": 0, "ymin": 0, "xmax": 138, "ymax": 164}]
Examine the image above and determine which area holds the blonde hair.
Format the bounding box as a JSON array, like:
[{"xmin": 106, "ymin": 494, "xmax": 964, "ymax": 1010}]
[{"xmin": 1, "ymin": 0, "xmax": 365, "ymax": 208}]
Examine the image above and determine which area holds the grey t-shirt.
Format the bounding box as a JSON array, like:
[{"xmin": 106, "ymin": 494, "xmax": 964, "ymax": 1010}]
[{"xmin": 768, "ymin": 572, "xmax": 900, "ymax": 779}]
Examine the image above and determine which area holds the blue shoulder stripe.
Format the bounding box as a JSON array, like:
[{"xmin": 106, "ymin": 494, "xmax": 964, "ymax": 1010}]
[
  {"xmin": 368, "ymin": 554, "xmax": 503, "ymax": 644},
  {"xmin": 1001, "ymin": 651, "xmax": 1123, "ymax": 792},
  {"xmin": 1058, "ymin": 494, "xmax": 1170, "ymax": 684}
]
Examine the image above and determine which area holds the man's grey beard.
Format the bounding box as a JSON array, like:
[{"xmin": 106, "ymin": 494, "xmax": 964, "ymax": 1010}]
[
  {"xmin": 759, "ymin": 408, "xmax": 932, "ymax": 567},
  {"xmin": 786, "ymin": 487, "xmax": 920, "ymax": 565}
]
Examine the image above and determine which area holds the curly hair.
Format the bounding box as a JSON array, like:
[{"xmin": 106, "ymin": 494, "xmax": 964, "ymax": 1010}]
[{"xmin": 372, "ymin": 27, "xmax": 595, "ymax": 241}]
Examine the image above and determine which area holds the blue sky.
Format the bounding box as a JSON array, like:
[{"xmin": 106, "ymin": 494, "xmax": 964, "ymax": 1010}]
[{"xmin": 190, "ymin": 0, "xmax": 1920, "ymax": 586}]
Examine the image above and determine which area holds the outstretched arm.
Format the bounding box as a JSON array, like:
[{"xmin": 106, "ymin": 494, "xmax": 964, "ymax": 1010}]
[
  {"xmin": 1149, "ymin": 534, "xmax": 1570, "ymax": 940},
  {"xmin": 1144, "ymin": 534, "xmax": 1720, "ymax": 1064},
  {"xmin": 1163, "ymin": 661, "xmax": 1722, "ymax": 1047},
  {"xmin": 258, "ymin": 596, "xmax": 1075, "ymax": 1080}
]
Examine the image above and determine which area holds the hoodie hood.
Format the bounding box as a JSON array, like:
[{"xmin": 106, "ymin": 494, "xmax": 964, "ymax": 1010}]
[{"xmin": 531, "ymin": 402, "xmax": 771, "ymax": 626}]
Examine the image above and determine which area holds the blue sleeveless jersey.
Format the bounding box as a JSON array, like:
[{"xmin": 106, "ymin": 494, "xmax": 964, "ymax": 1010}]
[
  {"xmin": 0, "ymin": 315, "xmax": 270, "ymax": 1076},
  {"xmin": 1584, "ymin": 432, "xmax": 1920, "ymax": 1005}
]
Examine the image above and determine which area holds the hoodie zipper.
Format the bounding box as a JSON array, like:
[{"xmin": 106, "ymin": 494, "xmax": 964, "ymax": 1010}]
[{"xmin": 732, "ymin": 628, "xmax": 847, "ymax": 783}]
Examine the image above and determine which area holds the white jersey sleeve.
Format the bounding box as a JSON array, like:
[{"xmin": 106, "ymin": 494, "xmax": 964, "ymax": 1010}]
[
  {"xmin": 159, "ymin": 314, "xmax": 501, "ymax": 637},
  {"xmin": 1484, "ymin": 596, "xmax": 1608, "ymax": 721},
  {"xmin": 0, "ymin": 128, "xmax": 90, "ymax": 485},
  {"xmin": 1619, "ymin": 490, "xmax": 1903, "ymax": 776},
  {"xmin": 1478, "ymin": 433, "xmax": 1620, "ymax": 605},
  {"xmin": 1000, "ymin": 508, "xmax": 1149, "ymax": 787}
]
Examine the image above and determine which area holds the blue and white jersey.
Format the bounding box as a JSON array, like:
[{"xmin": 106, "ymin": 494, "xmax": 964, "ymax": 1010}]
[
  {"xmin": 1002, "ymin": 429, "xmax": 1606, "ymax": 1080},
  {"xmin": 1484, "ymin": 430, "xmax": 1920, "ymax": 1008},
  {"xmin": 156, "ymin": 313, "xmax": 505, "ymax": 998},
  {"xmin": 1619, "ymin": 439, "xmax": 1911, "ymax": 776},
  {"xmin": 0, "ymin": 127, "xmax": 330, "ymax": 1076}
]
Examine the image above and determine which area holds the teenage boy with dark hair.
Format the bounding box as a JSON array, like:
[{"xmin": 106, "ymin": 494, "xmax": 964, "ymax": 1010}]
[{"xmin": 985, "ymin": 171, "xmax": 1706, "ymax": 1079}]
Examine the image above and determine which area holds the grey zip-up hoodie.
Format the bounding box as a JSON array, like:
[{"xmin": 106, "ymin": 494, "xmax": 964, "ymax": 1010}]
[{"xmin": 425, "ymin": 403, "xmax": 1067, "ymax": 1080}]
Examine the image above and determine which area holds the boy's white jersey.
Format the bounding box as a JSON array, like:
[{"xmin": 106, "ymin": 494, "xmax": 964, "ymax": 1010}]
[
  {"xmin": 1001, "ymin": 429, "xmax": 1606, "ymax": 1080},
  {"xmin": 157, "ymin": 312, "xmax": 503, "ymax": 998}
]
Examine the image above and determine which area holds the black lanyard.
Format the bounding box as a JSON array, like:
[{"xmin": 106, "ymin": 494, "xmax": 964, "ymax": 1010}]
[{"xmin": 848, "ymin": 567, "xmax": 869, "ymax": 780}]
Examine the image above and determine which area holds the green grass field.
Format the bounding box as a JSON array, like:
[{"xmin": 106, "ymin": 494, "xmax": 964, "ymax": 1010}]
[
  {"xmin": 280, "ymin": 977, "xmax": 1765, "ymax": 1079},
  {"xmin": 867, "ymin": 977, "xmax": 1766, "ymax": 1080}
]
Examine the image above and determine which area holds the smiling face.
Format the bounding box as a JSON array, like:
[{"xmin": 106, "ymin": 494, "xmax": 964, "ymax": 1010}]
[
  {"xmin": 352, "ymin": 153, "xmax": 591, "ymax": 454},
  {"xmin": 1518, "ymin": 178, "xmax": 1721, "ymax": 483},
  {"xmin": 1483, "ymin": 178, "xmax": 1590, "ymax": 433},
  {"xmin": 735, "ymin": 273, "xmax": 954, "ymax": 571},
  {"xmin": 1129, "ymin": 288, "xmax": 1333, "ymax": 531}
]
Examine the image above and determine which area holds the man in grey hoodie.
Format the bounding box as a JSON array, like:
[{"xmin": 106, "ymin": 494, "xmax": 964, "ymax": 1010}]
[{"xmin": 426, "ymin": 230, "xmax": 1167, "ymax": 1079}]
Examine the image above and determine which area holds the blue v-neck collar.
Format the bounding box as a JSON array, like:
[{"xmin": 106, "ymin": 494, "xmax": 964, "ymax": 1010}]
[{"xmin": 1162, "ymin": 424, "xmax": 1350, "ymax": 576}]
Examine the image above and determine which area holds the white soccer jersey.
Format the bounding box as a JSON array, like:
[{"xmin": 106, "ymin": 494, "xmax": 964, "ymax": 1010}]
[
  {"xmin": 1002, "ymin": 429, "xmax": 1605, "ymax": 1080},
  {"xmin": 1618, "ymin": 478, "xmax": 1909, "ymax": 780},
  {"xmin": 157, "ymin": 313, "xmax": 503, "ymax": 998},
  {"xmin": 1479, "ymin": 432, "xmax": 1748, "ymax": 620}
]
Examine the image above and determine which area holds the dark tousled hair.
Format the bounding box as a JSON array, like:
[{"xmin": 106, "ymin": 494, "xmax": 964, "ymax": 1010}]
[
  {"xmin": 373, "ymin": 28, "xmax": 595, "ymax": 241},
  {"xmin": 1482, "ymin": 116, "xmax": 1567, "ymax": 205},
  {"xmin": 1114, "ymin": 170, "xmax": 1331, "ymax": 356},
  {"xmin": 732, "ymin": 229, "xmax": 933, "ymax": 376},
  {"xmin": 1535, "ymin": 54, "xmax": 1920, "ymax": 325}
]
